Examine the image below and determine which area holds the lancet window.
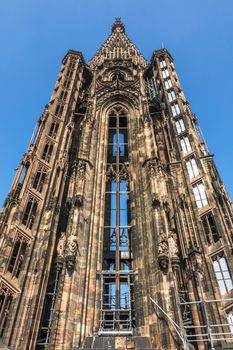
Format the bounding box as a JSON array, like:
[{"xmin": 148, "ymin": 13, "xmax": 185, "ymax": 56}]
[
  {"xmin": 54, "ymin": 104, "xmax": 64, "ymax": 117},
  {"xmin": 59, "ymin": 90, "xmax": 68, "ymax": 101},
  {"xmin": 212, "ymin": 254, "xmax": 233, "ymax": 295},
  {"xmin": 171, "ymin": 103, "xmax": 181, "ymax": 117},
  {"xmin": 175, "ymin": 118, "xmax": 186, "ymax": 134},
  {"xmin": 48, "ymin": 122, "xmax": 59, "ymax": 139},
  {"xmin": 180, "ymin": 136, "xmax": 192, "ymax": 154},
  {"xmin": 0, "ymin": 285, "xmax": 14, "ymax": 337},
  {"xmin": 21, "ymin": 196, "xmax": 38, "ymax": 229},
  {"xmin": 201, "ymin": 212, "xmax": 220, "ymax": 245},
  {"xmin": 7, "ymin": 234, "xmax": 27, "ymax": 278},
  {"xmin": 162, "ymin": 68, "xmax": 169, "ymax": 78},
  {"xmin": 66, "ymin": 69, "xmax": 73, "ymax": 78},
  {"xmin": 164, "ymin": 78, "xmax": 173, "ymax": 90},
  {"xmin": 14, "ymin": 162, "xmax": 30, "ymax": 199},
  {"xmin": 159, "ymin": 58, "xmax": 167, "ymax": 68},
  {"xmin": 63, "ymin": 80, "xmax": 70, "ymax": 89},
  {"xmin": 41, "ymin": 142, "xmax": 53, "ymax": 163},
  {"xmin": 192, "ymin": 181, "xmax": 208, "ymax": 208},
  {"xmin": 167, "ymin": 90, "xmax": 176, "ymax": 102},
  {"xmin": 33, "ymin": 166, "xmax": 47, "ymax": 193},
  {"xmin": 100, "ymin": 106, "xmax": 133, "ymax": 334},
  {"xmin": 186, "ymin": 156, "xmax": 199, "ymax": 179}
]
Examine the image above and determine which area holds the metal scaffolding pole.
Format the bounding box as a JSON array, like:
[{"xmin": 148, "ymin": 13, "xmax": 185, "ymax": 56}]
[{"xmin": 150, "ymin": 297, "xmax": 189, "ymax": 350}]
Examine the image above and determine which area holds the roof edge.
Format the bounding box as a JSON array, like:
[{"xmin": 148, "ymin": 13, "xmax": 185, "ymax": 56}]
[{"xmin": 62, "ymin": 50, "xmax": 86, "ymax": 65}]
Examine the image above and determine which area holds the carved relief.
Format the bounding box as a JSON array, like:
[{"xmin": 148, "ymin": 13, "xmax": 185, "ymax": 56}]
[
  {"xmin": 146, "ymin": 158, "xmax": 169, "ymax": 209},
  {"xmin": 119, "ymin": 163, "xmax": 130, "ymax": 187},
  {"xmin": 143, "ymin": 113, "xmax": 152, "ymax": 127},
  {"xmin": 84, "ymin": 102, "xmax": 95, "ymax": 126},
  {"xmin": 178, "ymin": 193, "xmax": 188, "ymax": 208},
  {"xmin": 168, "ymin": 231, "xmax": 178, "ymax": 257},
  {"xmin": 74, "ymin": 160, "xmax": 87, "ymax": 207},
  {"xmin": 65, "ymin": 233, "xmax": 78, "ymax": 270},
  {"xmin": 57, "ymin": 232, "xmax": 66, "ymax": 259},
  {"xmin": 106, "ymin": 164, "xmax": 116, "ymax": 181},
  {"xmin": 44, "ymin": 207, "xmax": 53, "ymax": 231},
  {"xmin": 158, "ymin": 234, "xmax": 169, "ymax": 255},
  {"xmin": 158, "ymin": 233, "xmax": 169, "ymax": 272}
]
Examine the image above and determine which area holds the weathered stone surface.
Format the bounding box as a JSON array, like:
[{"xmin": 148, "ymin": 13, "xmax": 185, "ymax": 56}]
[{"xmin": 0, "ymin": 18, "xmax": 233, "ymax": 350}]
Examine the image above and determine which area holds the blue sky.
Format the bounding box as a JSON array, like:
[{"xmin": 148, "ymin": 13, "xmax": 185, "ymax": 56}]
[{"xmin": 0, "ymin": 0, "xmax": 233, "ymax": 206}]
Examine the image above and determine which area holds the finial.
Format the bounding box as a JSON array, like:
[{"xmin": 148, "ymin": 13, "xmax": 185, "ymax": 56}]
[{"xmin": 112, "ymin": 17, "xmax": 125, "ymax": 33}]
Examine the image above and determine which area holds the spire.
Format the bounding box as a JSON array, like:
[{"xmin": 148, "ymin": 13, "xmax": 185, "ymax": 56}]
[
  {"xmin": 111, "ymin": 17, "xmax": 125, "ymax": 33},
  {"xmin": 89, "ymin": 19, "xmax": 147, "ymax": 69}
]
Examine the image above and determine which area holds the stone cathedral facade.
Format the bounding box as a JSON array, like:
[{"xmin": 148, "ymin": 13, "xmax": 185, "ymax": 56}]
[{"xmin": 1, "ymin": 18, "xmax": 233, "ymax": 350}]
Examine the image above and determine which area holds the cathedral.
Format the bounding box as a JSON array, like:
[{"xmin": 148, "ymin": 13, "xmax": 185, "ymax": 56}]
[{"xmin": 1, "ymin": 18, "xmax": 233, "ymax": 350}]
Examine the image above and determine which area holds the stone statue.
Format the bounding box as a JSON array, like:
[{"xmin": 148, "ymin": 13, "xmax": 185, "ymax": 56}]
[
  {"xmin": 65, "ymin": 233, "xmax": 78, "ymax": 270},
  {"xmin": 158, "ymin": 235, "xmax": 169, "ymax": 256},
  {"xmin": 77, "ymin": 162, "xmax": 86, "ymax": 181},
  {"xmin": 74, "ymin": 161, "xmax": 86, "ymax": 206},
  {"xmin": 66, "ymin": 234, "xmax": 78, "ymax": 258},
  {"xmin": 168, "ymin": 231, "xmax": 178, "ymax": 257},
  {"xmin": 57, "ymin": 232, "xmax": 66, "ymax": 258},
  {"xmin": 44, "ymin": 207, "xmax": 52, "ymax": 231},
  {"xmin": 158, "ymin": 233, "xmax": 169, "ymax": 272}
]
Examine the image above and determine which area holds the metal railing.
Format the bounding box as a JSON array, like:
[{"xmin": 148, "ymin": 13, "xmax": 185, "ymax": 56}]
[{"xmin": 150, "ymin": 296, "xmax": 233, "ymax": 350}]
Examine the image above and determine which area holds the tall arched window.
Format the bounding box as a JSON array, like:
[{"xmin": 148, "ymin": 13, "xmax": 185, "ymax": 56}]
[
  {"xmin": 107, "ymin": 108, "xmax": 128, "ymax": 162},
  {"xmin": 100, "ymin": 106, "xmax": 133, "ymax": 334}
]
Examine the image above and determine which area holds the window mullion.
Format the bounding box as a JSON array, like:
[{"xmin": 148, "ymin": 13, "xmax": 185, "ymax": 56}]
[{"xmin": 115, "ymin": 112, "xmax": 121, "ymax": 316}]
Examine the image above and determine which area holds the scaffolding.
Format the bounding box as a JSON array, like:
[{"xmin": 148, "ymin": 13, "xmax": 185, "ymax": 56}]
[
  {"xmin": 150, "ymin": 296, "xmax": 233, "ymax": 350},
  {"xmin": 98, "ymin": 270, "xmax": 134, "ymax": 336},
  {"xmin": 36, "ymin": 268, "xmax": 60, "ymax": 348}
]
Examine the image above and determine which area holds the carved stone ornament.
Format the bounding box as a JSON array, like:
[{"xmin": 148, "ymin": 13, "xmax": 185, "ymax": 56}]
[
  {"xmin": 158, "ymin": 233, "xmax": 169, "ymax": 272},
  {"xmin": 57, "ymin": 232, "xmax": 66, "ymax": 258},
  {"xmin": 56, "ymin": 232, "xmax": 66, "ymax": 269},
  {"xmin": 148, "ymin": 161, "xmax": 157, "ymax": 178},
  {"xmin": 83, "ymin": 102, "xmax": 95, "ymax": 126},
  {"xmin": 162, "ymin": 199, "xmax": 170, "ymax": 212},
  {"xmin": 147, "ymin": 158, "xmax": 164, "ymax": 178},
  {"xmin": 158, "ymin": 254, "xmax": 169, "ymax": 272},
  {"xmin": 188, "ymin": 247, "xmax": 203, "ymax": 282},
  {"xmin": 152, "ymin": 192, "xmax": 160, "ymax": 208},
  {"xmin": 0, "ymin": 282, "xmax": 15, "ymax": 297},
  {"xmin": 168, "ymin": 231, "xmax": 178, "ymax": 257},
  {"xmin": 22, "ymin": 144, "xmax": 36, "ymax": 164},
  {"xmin": 158, "ymin": 234, "xmax": 169, "ymax": 255},
  {"xmin": 73, "ymin": 194, "xmax": 83, "ymax": 207},
  {"xmin": 44, "ymin": 206, "xmax": 53, "ymax": 231},
  {"xmin": 46, "ymin": 197, "xmax": 56, "ymax": 211},
  {"xmin": 143, "ymin": 113, "xmax": 152, "ymax": 126},
  {"xmin": 72, "ymin": 160, "xmax": 87, "ymax": 207},
  {"xmin": 178, "ymin": 193, "xmax": 187, "ymax": 208},
  {"xmin": 77, "ymin": 161, "xmax": 86, "ymax": 181},
  {"xmin": 65, "ymin": 234, "xmax": 78, "ymax": 270},
  {"xmin": 106, "ymin": 164, "xmax": 116, "ymax": 181},
  {"xmin": 119, "ymin": 163, "xmax": 129, "ymax": 185}
]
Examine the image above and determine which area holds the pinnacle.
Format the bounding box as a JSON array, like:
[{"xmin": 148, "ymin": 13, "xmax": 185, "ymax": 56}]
[{"xmin": 112, "ymin": 17, "xmax": 125, "ymax": 33}]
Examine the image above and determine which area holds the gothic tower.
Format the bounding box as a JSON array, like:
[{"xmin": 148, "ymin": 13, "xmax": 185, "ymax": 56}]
[{"xmin": 1, "ymin": 19, "xmax": 233, "ymax": 350}]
